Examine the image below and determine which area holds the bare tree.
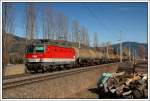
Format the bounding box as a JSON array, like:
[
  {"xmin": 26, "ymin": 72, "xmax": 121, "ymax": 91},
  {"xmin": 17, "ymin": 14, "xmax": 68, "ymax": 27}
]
[
  {"xmin": 80, "ymin": 26, "xmax": 89, "ymax": 47},
  {"xmin": 138, "ymin": 45, "xmax": 145, "ymax": 59},
  {"xmin": 80, "ymin": 26, "xmax": 85, "ymax": 45},
  {"xmin": 25, "ymin": 3, "xmax": 37, "ymax": 44},
  {"xmin": 94, "ymin": 32, "xmax": 98, "ymax": 48},
  {"xmin": 123, "ymin": 47, "xmax": 129, "ymax": 56},
  {"xmin": 2, "ymin": 3, "xmax": 15, "ymax": 75},
  {"xmin": 42, "ymin": 6, "xmax": 54, "ymax": 40},
  {"xmin": 71, "ymin": 20, "xmax": 80, "ymax": 44},
  {"xmin": 54, "ymin": 12, "xmax": 60, "ymax": 40},
  {"xmin": 55, "ymin": 12, "xmax": 68, "ymax": 41},
  {"xmin": 85, "ymin": 28, "xmax": 89, "ymax": 47},
  {"xmin": 51, "ymin": 12, "xmax": 60, "ymax": 40},
  {"xmin": 101, "ymin": 42, "xmax": 105, "ymax": 52},
  {"xmin": 63, "ymin": 15, "xmax": 68, "ymax": 41},
  {"xmin": 106, "ymin": 41, "xmax": 112, "ymax": 59},
  {"xmin": 101, "ymin": 42, "xmax": 107, "ymax": 57}
]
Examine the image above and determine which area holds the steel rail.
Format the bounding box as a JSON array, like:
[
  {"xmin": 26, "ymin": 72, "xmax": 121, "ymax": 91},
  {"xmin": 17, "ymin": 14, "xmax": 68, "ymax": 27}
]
[{"xmin": 3, "ymin": 74, "xmax": 31, "ymax": 79}]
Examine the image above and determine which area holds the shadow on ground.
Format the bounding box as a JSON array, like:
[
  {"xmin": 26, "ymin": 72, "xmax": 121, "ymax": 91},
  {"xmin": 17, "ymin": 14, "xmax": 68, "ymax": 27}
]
[
  {"xmin": 88, "ymin": 87, "xmax": 148, "ymax": 99},
  {"xmin": 88, "ymin": 87, "xmax": 121, "ymax": 99}
]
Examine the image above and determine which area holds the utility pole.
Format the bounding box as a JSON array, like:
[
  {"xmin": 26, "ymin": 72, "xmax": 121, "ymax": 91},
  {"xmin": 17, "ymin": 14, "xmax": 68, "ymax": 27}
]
[
  {"xmin": 134, "ymin": 49, "xmax": 137, "ymax": 60},
  {"xmin": 129, "ymin": 43, "xmax": 131, "ymax": 61},
  {"xmin": 78, "ymin": 30, "xmax": 81, "ymax": 58},
  {"xmin": 133, "ymin": 49, "xmax": 137, "ymax": 75},
  {"xmin": 78, "ymin": 31, "xmax": 81, "ymax": 49},
  {"xmin": 106, "ymin": 42, "xmax": 109, "ymax": 59},
  {"xmin": 120, "ymin": 32, "xmax": 122, "ymax": 63}
]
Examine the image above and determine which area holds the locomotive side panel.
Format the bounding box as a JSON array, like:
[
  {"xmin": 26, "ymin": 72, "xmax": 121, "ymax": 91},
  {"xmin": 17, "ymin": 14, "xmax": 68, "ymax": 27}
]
[{"xmin": 42, "ymin": 45, "xmax": 76, "ymax": 63}]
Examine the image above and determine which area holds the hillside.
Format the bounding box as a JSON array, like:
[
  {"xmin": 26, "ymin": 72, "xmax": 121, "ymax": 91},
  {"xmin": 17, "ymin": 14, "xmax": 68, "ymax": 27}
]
[
  {"xmin": 112, "ymin": 42, "xmax": 148, "ymax": 57},
  {"xmin": 8, "ymin": 34, "xmax": 26, "ymax": 54}
]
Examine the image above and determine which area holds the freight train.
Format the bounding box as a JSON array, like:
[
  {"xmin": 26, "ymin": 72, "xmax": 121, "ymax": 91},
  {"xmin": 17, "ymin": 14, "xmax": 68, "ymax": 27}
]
[{"xmin": 25, "ymin": 40, "xmax": 126, "ymax": 73}]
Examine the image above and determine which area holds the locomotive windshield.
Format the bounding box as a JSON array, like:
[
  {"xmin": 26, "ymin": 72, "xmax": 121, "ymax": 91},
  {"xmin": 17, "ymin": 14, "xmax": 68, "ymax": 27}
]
[
  {"xmin": 35, "ymin": 45, "xmax": 44, "ymax": 52},
  {"xmin": 26, "ymin": 44, "xmax": 44, "ymax": 53}
]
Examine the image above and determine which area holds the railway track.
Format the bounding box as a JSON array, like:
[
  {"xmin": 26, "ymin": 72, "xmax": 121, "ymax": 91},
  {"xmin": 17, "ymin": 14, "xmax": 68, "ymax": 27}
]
[
  {"xmin": 3, "ymin": 61, "xmax": 123, "ymax": 80},
  {"xmin": 3, "ymin": 62, "xmax": 120, "ymax": 89},
  {"xmin": 3, "ymin": 74, "xmax": 31, "ymax": 79}
]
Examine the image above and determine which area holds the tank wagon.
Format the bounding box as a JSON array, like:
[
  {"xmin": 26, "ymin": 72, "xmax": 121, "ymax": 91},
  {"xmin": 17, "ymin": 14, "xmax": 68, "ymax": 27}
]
[{"xmin": 25, "ymin": 42, "xmax": 121, "ymax": 73}]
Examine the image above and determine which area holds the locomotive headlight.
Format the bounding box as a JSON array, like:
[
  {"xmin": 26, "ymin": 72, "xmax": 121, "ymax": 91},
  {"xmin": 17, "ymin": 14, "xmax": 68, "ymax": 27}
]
[{"xmin": 32, "ymin": 55, "xmax": 37, "ymax": 58}]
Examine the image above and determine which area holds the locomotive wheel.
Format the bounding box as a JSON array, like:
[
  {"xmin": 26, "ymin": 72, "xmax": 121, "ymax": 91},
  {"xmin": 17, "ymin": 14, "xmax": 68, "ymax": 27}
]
[
  {"xmin": 52, "ymin": 65, "xmax": 57, "ymax": 71},
  {"xmin": 42, "ymin": 68, "xmax": 45, "ymax": 73},
  {"xmin": 61, "ymin": 65, "xmax": 65, "ymax": 70},
  {"xmin": 47, "ymin": 66, "xmax": 53, "ymax": 72},
  {"xmin": 34, "ymin": 69, "xmax": 38, "ymax": 73},
  {"xmin": 63, "ymin": 65, "xmax": 69, "ymax": 70},
  {"xmin": 58, "ymin": 66, "xmax": 63, "ymax": 71},
  {"xmin": 76, "ymin": 64, "xmax": 80, "ymax": 68},
  {"xmin": 42, "ymin": 66, "xmax": 47, "ymax": 73},
  {"xmin": 53, "ymin": 66, "xmax": 59, "ymax": 71}
]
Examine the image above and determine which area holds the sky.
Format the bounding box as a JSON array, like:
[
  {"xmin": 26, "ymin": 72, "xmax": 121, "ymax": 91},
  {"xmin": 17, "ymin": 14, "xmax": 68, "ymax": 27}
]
[{"xmin": 4, "ymin": 2, "xmax": 148, "ymax": 45}]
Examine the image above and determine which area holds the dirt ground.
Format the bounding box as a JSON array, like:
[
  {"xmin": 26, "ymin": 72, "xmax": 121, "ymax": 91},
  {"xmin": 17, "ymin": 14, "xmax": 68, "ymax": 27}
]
[
  {"xmin": 4, "ymin": 64, "xmax": 25, "ymax": 76},
  {"xmin": 68, "ymin": 84, "xmax": 98, "ymax": 99}
]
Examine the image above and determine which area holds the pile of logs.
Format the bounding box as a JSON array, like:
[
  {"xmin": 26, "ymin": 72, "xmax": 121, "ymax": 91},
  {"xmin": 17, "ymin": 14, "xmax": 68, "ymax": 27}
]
[{"xmin": 97, "ymin": 72, "xmax": 148, "ymax": 98}]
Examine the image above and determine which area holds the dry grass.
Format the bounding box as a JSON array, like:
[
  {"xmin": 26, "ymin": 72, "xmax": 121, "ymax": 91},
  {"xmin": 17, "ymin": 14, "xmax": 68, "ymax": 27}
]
[{"xmin": 4, "ymin": 64, "xmax": 25, "ymax": 76}]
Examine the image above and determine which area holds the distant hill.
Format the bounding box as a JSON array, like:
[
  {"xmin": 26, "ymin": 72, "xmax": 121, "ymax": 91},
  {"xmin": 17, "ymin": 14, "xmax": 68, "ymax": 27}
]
[
  {"xmin": 112, "ymin": 42, "xmax": 148, "ymax": 57},
  {"xmin": 8, "ymin": 34, "xmax": 26, "ymax": 54}
]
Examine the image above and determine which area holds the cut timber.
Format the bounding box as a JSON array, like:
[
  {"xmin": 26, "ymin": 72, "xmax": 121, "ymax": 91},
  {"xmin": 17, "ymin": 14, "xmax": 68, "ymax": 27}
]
[
  {"xmin": 125, "ymin": 75, "xmax": 141, "ymax": 85},
  {"xmin": 112, "ymin": 72, "xmax": 125, "ymax": 77}
]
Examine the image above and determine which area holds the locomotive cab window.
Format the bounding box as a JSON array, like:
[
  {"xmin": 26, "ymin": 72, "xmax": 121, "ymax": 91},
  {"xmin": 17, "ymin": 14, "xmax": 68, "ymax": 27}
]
[{"xmin": 35, "ymin": 45, "xmax": 44, "ymax": 53}]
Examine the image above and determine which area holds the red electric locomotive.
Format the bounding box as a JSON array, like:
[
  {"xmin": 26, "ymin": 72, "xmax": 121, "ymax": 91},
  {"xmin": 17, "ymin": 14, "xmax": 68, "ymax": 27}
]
[{"xmin": 25, "ymin": 43, "xmax": 76, "ymax": 73}]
